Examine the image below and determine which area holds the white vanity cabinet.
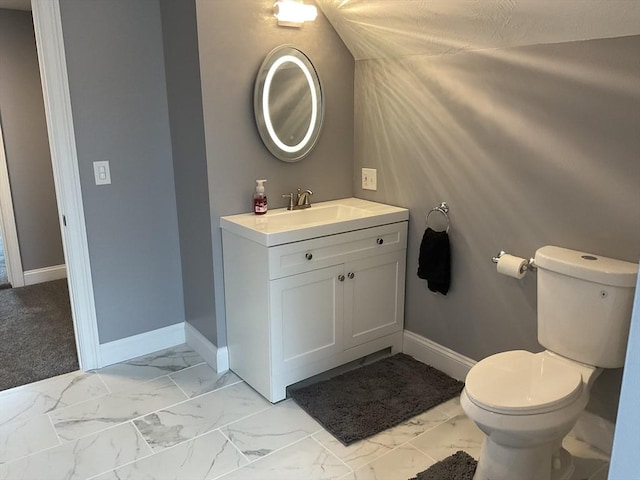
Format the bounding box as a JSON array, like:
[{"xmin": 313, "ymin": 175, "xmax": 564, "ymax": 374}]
[{"xmin": 220, "ymin": 198, "xmax": 408, "ymax": 402}]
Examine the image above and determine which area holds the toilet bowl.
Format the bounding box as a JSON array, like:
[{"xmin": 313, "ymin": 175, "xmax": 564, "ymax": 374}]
[
  {"xmin": 460, "ymin": 246, "xmax": 637, "ymax": 480},
  {"xmin": 461, "ymin": 350, "xmax": 599, "ymax": 480}
]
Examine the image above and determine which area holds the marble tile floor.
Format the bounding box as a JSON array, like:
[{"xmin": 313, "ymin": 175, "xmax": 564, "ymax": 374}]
[{"xmin": 0, "ymin": 345, "xmax": 610, "ymax": 480}]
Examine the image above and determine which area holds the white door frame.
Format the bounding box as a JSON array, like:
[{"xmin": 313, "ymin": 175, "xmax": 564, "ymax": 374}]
[
  {"xmin": 31, "ymin": 0, "xmax": 101, "ymax": 370},
  {"xmin": 0, "ymin": 118, "xmax": 25, "ymax": 288}
]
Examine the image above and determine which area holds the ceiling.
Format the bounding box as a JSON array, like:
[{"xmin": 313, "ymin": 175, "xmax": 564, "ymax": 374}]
[
  {"xmin": 0, "ymin": 0, "xmax": 30, "ymax": 11},
  {"xmin": 3, "ymin": 0, "xmax": 639, "ymax": 58},
  {"xmin": 316, "ymin": 0, "xmax": 640, "ymax": 60}
]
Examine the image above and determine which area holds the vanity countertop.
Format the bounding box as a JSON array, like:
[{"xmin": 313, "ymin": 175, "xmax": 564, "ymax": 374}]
[{"xmin": 220, "ymin": 197, "xmax": 408, "ymax": 246}]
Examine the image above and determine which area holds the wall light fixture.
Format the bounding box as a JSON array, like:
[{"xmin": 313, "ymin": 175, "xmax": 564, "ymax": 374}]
[{"xmin": 273, "ymin": 0, "xmax": 318, "ymax": 28}]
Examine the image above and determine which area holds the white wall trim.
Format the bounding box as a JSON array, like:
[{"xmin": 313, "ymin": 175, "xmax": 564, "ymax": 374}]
[
  {"xmin": 0, "ymin": 120, "xmax": 25, "ymax": 288},
  {"xmin": 100, "ymin": 322, "xmax": 186, "ymax": 368},
  {"xmin": 184, "ymin": 321, "xmax": 229, "ymax": 372},
  {"xmin": 402, "ymin": 330, "xmax": 476, "ymax": 382},
  {"xmin": 23, "ymin": 264, "xmax": 67, "ymax": 285},
  {"xmin": 31, "ymin": 0, "xmax": 101, "ymax": 370}
]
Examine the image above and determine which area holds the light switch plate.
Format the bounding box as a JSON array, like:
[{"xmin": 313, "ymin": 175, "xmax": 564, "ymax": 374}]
[
  {"xmin": 93, "ymin": 161, "xmax": 111, "ymax": 185},
  {"xmin": 362, "ymin": 168, "xmax": 377, "ymax": 190}
]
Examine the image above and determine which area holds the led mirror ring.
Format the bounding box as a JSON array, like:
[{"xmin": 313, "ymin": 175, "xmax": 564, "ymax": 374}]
[
  {"xmin": 263, "ymin": 55, "xmax": 317, "ymax": 154},
  {"xmin": 254, "ymin": 46, "xmax": 324, "ymax": 162}
]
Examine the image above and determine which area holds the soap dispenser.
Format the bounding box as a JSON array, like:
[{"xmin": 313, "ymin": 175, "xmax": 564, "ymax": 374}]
[{"xmin": 253, "ymin": 179, "xmax": 267, "ymax": 215}]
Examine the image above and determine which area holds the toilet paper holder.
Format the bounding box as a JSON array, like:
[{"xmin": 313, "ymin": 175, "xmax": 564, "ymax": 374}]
[{"xmin": 491, "ymin": 250, "xmax": 537, "ymax": 273}]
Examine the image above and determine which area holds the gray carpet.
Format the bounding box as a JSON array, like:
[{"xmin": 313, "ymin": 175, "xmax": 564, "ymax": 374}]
[
  {"xmin": 289, "ymin": 353, "xmax": 464, "ymax": 445},
  {"xmin": 0, "ymin": 279, "xmax": 78, "ymax": 391},
  {"xmin": 410, "ymin": 451, "xmax": 477, "ymax": 480}
]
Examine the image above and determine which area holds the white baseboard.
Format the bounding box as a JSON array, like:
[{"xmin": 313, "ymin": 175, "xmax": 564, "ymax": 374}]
[
  {"xmin": 99, "ymin": 322, "xmax": 186, "ymax": 368},
  {"xmin": 402, "ymin": 330, "xmax": 476, "ymax": 382},
  {"xmin": 184, "ymin": 321, "xmax": 229, "ymax": 372},
  {"xmin": 23, "ymin": 264, "xmax": 67, "ymax": 286}
]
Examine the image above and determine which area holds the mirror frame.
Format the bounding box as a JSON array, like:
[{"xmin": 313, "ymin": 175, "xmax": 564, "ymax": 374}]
[{"xmin": 254, "ymin": 45, "xmax": 324, "ymax": 162}]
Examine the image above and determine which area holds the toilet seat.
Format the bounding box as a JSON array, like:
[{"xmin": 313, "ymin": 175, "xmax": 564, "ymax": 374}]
[{"xmin": 465, "ymin": 351, "xmax": 584, "ymax": 415}]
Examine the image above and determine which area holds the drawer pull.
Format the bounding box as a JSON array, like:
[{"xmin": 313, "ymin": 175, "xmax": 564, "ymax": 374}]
[
  {"xmin": 376, "ymin": 238, "xmax": 384, "ymax": 245},
  {"xmin": 305, "ymin": 252, "xmax": 313, "ymax": 260},
  {"xmin": 338, "ymin": 274, "xmax": 345, "ymax": 282},
  {"xmin": 348, "ymin": 272, "xmax": 355, "ymax": 279}
]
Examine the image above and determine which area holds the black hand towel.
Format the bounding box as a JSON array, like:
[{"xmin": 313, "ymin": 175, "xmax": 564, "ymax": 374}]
[{"xmin": 417, "ymin": 227, "xmax": 451, "ymax": 295}]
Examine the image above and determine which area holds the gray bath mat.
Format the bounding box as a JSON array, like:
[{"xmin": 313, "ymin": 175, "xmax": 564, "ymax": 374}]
[
  {"xmin": 410, "ymin": 451, "xmax": 477, "ymax": 480},
  {"xmin": 288, "ymin": 353, "xmax": 464, "ymax": 445}
]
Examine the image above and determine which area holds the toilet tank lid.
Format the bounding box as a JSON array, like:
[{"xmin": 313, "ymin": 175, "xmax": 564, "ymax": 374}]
[{"xmin": 535, "ymin": 246, "xmax": 638, "ymax": 287}]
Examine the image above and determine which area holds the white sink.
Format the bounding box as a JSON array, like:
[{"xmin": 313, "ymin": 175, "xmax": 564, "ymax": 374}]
[
  {"xmin": 220, "ymin": 198, "xmax": 408, "ymax": 246},
  {"xmin": 264, "ymin": 204, "xmax": 369, "ymax": 228}
]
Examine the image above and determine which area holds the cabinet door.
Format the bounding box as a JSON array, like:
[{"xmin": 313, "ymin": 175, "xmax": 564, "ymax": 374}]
[
  {"xmin": 270, "ymin": 265, "xmax": 345, "ymax": 371},
  {"xmin": 343, "ymin": 250, "xmax": 406, "ymax": 349}
]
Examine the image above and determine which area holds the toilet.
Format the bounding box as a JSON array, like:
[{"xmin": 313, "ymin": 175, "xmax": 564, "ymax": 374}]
[{"xmin": 461, "ymin": 246, "xmax": 638, "ymax": 480}]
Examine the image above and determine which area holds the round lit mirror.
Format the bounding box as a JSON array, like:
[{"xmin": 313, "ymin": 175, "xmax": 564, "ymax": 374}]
[{"xmin": 254, "ymin": 46, "xmax": 324, "ymax": 162}]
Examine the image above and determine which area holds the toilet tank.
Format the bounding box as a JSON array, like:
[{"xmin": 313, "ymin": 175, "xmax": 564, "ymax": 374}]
[{"xmin": 535, "ymin": 246, "xmax": 638, "ymax": 368}]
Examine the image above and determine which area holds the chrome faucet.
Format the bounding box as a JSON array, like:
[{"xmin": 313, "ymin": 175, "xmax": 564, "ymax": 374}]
[
  {"xmin": 296, "ymin": 189, "xmax": 313, "ymax": 209},
  {"xmin": 282, "ymin": 189, "xmax": 313, "ymax": 210}
]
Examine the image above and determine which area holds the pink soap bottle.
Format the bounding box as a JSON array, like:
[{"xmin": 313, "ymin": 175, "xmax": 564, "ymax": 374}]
[{"xmin": 253, "ymin": 179, "xmax": 267, "ymax": 215}]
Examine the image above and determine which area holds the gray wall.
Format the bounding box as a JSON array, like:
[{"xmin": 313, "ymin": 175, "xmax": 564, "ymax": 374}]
[
  {"xmin": 159, "ymin": 0, "xmax": 217, "ymax": 343},
  {"xmin": 196, "ymin": 0, "xmax": 355, "ymax": 345},
  {"xmin": 59, "ymin": 0, "xmax": 185, "ymax": 343},
  {"xmin": 353, "ymin": 35, "xmax": 640, "ymax": 421},
  {"xmin": 0, "ymin": 8, "xmax": 64, "ymax": 271}
]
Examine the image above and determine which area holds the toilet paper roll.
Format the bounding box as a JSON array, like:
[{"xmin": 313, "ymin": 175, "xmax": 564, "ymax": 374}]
[{"xmin": 497, "ymin": 254, "xmax": 527, "ymax": 279}]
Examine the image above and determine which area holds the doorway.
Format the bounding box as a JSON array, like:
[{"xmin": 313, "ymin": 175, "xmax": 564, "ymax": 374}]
[
  {"xmin": 31, "ymin": 0, "xmax": 101, "ymax": 371},
  {"xmin": 0, "ymin": 5, "xmax": 79, "ymax": 390}
]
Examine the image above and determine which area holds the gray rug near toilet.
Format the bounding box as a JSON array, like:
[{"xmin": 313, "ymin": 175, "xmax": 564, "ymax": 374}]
[
  {"xmin": 289, "ymin": 353, "xmax": 464, "ymax": 445},
  {"xmin": 409, "ymin": 451, "xmax": 477, "ymax": 480}
]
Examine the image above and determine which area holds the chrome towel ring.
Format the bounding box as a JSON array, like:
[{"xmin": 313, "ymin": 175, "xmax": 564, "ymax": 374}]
[{"xmin": 426, "ymin": 202, "xmax": 450, "ymax": 233}]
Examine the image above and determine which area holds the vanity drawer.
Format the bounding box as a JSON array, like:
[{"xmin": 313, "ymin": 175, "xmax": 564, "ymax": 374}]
[{"xmin": 268, "ymin": 222, "xmax": 407, "ymax": 279}]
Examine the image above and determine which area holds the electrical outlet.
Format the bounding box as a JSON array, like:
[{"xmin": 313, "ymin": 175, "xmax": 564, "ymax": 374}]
[
  {"xmin": 362, "ymin": 168, "xmax": 377, "ymax": 190},
  {"xmin": 93, "ymin": 161, "xmax": 111, "ymax": 185}
]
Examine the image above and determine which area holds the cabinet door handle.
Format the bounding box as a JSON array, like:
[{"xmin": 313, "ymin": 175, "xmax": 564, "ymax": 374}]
[
  {"xmin": 305, "ymin": 252, "xmax": 313, "ymax": 260},
  {"xmin": 376, "ymin": 238, "xmax": 384, "ymax": 245},
  {"xmin": 338, "ymin": 274, "xmax": 345, "ymax": 282},
  {"xmin": 348, "ymin": 272, "xmax": 355, "ymax": 279}
]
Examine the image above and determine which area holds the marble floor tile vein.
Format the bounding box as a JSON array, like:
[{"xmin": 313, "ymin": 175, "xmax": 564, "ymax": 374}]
[
  {"xmin": 167, "ymin": 374, "xmax": 191, "ymax": 400},
  {"xmin": 133, "ymin": 382, "xmax": 272, "ymax": 453},
  {"xmin": 217, "ymin": 436, "xmax": 352, "ymax": 480},
  {"xmin": 0, "ymin": 422, "xmax": 152, "ymax": 480},
  {"xmin": 49, "ymin": 375, "xmax": 189, "ymax": 442},
  {"xmin": 89, "ymin": 429, "xmax": 248, "ymax": 480},
  {"xmin": 96, "ymin": 344, "xmax": 205, "ymax": 393},
  {"xmin": 169, "ymin": 363, "xmax": 242, "ymax": 399},
  {"xmin": 0, "ymin": 413, "xmax": 61, "ymax": 464},
  {"xmin": 339, "ymin": 443, "xmax": 435, "ymax": 480},
  {"xmin": 409, "ymin": 413, "xmax": 485, "ymax": 462},
  {"xmin": 313, "ymin": 405, "xmax": 450, "ymax": 470},
  {"xmin": 0, "ymin": 371, "xmax": 109, "ymax": 427},
  {"xmin": 218, "ymin": 427, "xmax": 253, "ymax": 465},
  {"xmin": 221, "ymin": 399, "xmax": 323, "ymax": 461}
]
